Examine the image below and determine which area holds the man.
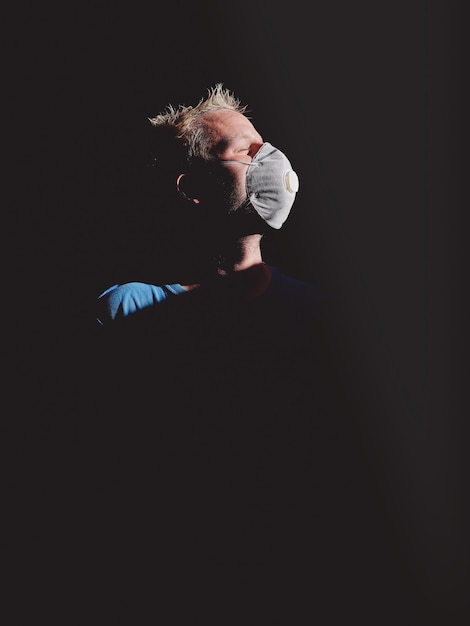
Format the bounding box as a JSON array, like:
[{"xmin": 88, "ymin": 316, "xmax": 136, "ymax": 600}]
[
  {"xmin": 92, "ymin": 77, "xmax": 335, "ymax": 473},
  {"xmin": 93, "ymin": 83, "xmax": 331, "ymax": 425},
  {"xmin": 87, "ymin": 85, "xmax": 379, "ymax": 614},
  {"xmin": 95, "ymin": 83, "xmax": 325, "ymax": 328},
  {"xmin": 93, "ymin": 83, "xmax": 333, "ymax": 449}
]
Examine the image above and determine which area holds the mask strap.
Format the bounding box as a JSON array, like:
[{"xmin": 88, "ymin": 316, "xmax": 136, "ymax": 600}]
[{"xmin": 220, "ymin": 160, "xmax": 261, "ymax": 167}]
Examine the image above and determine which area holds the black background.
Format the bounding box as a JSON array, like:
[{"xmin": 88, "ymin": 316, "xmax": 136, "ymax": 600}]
[{"xmin": 6, "ymin": 1, "xmax": 469, "ymax": 623}]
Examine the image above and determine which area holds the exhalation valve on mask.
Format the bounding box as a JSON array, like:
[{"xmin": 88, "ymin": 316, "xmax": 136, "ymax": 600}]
[{"xmin": 221, "ymin": 142, "xmax": 300, "ymax": 229}]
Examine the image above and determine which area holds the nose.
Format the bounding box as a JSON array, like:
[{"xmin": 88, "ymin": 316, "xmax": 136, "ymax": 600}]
[{"xmin": 249, "ymin": 141, "xmax": 265, "ymax": 159}]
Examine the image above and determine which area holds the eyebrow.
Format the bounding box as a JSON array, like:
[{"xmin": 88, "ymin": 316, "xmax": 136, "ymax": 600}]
[{"xmin": 214, "ymin": 132, "xmax": 262, "ymax": 153}]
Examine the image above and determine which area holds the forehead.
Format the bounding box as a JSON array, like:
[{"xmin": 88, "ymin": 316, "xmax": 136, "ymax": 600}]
[{"xmin": 200, "ymin": 110, "xmax": 261, "ymax": 147}]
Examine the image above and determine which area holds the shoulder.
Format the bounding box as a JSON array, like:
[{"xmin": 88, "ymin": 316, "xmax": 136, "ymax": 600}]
[
  {"xmin": 263, "ymin": 265, "xmax": 326, "ymax": 312},
  {"xmin": 96, "ymin": 281, "xmax": 186, "ymax": 325}
]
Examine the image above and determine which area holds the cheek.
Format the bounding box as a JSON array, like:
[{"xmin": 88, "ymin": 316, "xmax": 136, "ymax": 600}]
[
  {"xmin": 225, "ymin": 166, "xmax": 248, "ymax": 204},
  {"xmin": 231, "ymin": 172, "xmax": 247, "ymax": 199},
  {"xmin": 213, "ymin": 168, "xmax": 247, "ymax": 206}
]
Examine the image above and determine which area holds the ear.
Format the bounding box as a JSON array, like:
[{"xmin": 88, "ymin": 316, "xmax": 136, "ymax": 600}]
[{"xmin": 176, "ymin": 173, "xmax": 201, "ymax": 204}]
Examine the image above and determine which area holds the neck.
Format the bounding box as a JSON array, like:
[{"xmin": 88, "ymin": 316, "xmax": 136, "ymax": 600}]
[
  {"xmin": 182, "ymin": 234, "xmax": 264, "ymax": 290},
  {"xmin": 217, "ymin": 234, "xmax": 263, "ymax": 275}
]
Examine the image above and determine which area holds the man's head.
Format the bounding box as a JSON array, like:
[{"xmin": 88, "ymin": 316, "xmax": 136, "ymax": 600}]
[
  {"xmin": 148, "ymin": 84, "xmax": 298, "ymax": 231},
  {"xmin": 148, "ymin": 83, "xmax": 250, "ymax": 161}
]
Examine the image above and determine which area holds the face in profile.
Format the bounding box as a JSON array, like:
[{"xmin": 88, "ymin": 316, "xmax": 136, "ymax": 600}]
[
  {"xmin": 165, "ymin": 109, "xmax": 267, "ymax": 277},
  {"xmin": 196, "ymin": 109, "xmax": 264, "ymax": 214}
]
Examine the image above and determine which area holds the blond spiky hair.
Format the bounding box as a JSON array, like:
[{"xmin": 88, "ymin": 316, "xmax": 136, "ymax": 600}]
[{"xmin": 148, "ymin": 84, "xmax": 249, "ymax": 160}]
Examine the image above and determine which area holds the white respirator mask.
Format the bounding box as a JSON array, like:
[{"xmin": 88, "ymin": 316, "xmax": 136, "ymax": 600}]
[{"xmin": 221, "ymin": 142, "xmax": 300, "ymax": 229}]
